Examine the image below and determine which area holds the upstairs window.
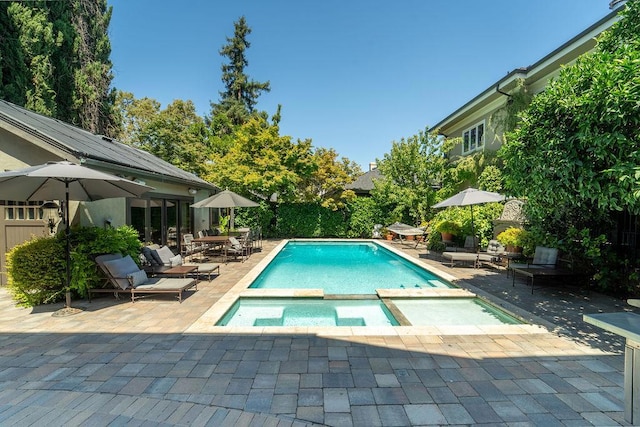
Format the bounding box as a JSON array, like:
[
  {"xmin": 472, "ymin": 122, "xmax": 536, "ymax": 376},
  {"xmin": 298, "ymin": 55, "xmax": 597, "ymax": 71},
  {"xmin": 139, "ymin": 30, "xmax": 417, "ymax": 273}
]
[{"xmin": 462, "ymin": 122, "xmax": 484, "ymax": 154}]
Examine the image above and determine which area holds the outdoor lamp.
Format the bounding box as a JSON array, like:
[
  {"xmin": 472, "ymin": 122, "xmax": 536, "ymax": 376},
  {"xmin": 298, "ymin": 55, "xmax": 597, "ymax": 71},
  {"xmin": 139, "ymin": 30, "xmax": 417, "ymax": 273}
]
[
  {"xmin": 188, "ymin": 188, "xmax": 198, "ymax": 195},
  {"xmin": 40, "ymin": 201, "xmax": 61, "ymax": 234}
]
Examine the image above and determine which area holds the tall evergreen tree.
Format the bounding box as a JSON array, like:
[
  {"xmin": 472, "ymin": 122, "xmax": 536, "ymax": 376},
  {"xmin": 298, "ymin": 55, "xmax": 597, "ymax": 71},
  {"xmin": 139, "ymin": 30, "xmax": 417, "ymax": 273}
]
[
  {"xmin": 0, "ymin": 1, "xmax": 116, "ymax": 135},
  {"xmin": 68, "ymin": 0, "xmax": 116, "ymax": 135},
  {"xmin": 210, "ymin": 16, "xmax": 270, "ymax": 126}
]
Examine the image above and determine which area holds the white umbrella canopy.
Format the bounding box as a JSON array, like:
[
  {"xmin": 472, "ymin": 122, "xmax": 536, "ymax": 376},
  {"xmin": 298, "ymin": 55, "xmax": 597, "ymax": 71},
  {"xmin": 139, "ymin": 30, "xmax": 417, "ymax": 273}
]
[
  {"xmin": 432, "ymin": 188, "xmax": 506, "ymax": 208},
  {"xmin": 191, "ymin": 189, "xmax": 259, "ymax": 209},
  {"xmin": 0, "ymin": 161, "xmax": 154, "ymax": 310},
  {"xmin": 191, "ymin": 189, "xmax": 259, "ymax": 232},
  {"xmin": 432, "ymin": 188, "xmax": 506, "ymax": 249},
  {"xmin": 0, "ymin": 161, "xmax": 154, "ymax": 201}
]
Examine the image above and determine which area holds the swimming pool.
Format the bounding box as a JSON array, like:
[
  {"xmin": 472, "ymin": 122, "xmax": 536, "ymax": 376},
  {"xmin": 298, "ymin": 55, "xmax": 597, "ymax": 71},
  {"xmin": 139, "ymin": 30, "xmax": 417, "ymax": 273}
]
[{"xmin": 248, "ymin": 241, "xmax": 452, "ymax": 294}]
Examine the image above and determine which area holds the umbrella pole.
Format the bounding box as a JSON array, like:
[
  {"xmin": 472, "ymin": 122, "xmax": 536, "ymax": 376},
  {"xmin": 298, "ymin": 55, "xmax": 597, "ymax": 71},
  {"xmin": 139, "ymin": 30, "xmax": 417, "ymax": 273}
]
[
  {"xmin": 65, "ymin": 182, "xmax": 71, "ymax": 308},
  {"xmin": 470, "ymin": 205, "xmax": 476, "ymax": 252}
]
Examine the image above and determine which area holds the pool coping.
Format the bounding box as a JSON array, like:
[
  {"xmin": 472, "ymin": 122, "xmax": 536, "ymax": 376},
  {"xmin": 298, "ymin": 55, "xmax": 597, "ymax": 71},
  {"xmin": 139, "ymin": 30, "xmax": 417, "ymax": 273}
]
[{"xmin": 184, "ymin": 239, "xmax": 552, "ymax": 336}]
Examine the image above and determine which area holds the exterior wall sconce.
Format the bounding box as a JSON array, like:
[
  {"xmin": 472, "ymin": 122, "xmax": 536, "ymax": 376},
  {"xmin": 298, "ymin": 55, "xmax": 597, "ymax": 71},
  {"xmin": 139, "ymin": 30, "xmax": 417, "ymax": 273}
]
[
  {"xmin": 188, "ymin": 188, "xmax": 198, "ymax": 195},
  {"xmin": 40, "ymin": 201, "xmax": 62, "ymax": 234}
]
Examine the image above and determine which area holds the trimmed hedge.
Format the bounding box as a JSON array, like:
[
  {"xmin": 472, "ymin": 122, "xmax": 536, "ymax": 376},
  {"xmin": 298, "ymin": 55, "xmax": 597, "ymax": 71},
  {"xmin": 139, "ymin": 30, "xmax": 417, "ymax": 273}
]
[{"xmin": 6, "ymin": 236, "xmax": 66, "ymax": 307}]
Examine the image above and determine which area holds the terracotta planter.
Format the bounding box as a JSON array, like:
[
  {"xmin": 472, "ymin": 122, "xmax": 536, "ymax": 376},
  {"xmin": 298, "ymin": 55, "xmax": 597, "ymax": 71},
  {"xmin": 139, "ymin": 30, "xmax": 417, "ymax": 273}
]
[
  {"xmin": 406, "ymin": 235, "xmax": 415, "ymax": 241},
  {"xmin": 385, "ymin": 234, "xmax": 393, "ymax": 240},
  {"xmin": 440, "ymin": 232, "xmax": 453, "ymax": 242},
  {"xmin": 506, "ymin": 245, "xmax": 522, "ymax": 253}
]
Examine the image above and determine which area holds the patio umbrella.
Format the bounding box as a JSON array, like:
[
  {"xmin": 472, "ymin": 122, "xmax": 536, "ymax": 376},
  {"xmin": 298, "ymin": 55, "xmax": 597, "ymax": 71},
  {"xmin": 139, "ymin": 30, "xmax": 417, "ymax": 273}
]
[
  {"xmin": 0, "ymin": 161, "xmax": 153, "ymax": 310},
  {"xmin": 432, "ymin": 188, "xmax": 506, "ymax": 248},
  {"xmin": 191, "ymin": 189, "xmax": 259, "ymax": 231}
]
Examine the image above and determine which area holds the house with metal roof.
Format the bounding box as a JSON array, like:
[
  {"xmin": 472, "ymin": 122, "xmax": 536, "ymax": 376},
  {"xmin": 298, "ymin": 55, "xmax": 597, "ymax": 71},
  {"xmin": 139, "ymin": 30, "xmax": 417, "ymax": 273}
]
[
  {"xmin": 431, "ymin": 7, "xmax": 622, "ymax": 159},
  {"xmin": 0, "ymin": 100, "xmax": 219, "ymax": 282}
]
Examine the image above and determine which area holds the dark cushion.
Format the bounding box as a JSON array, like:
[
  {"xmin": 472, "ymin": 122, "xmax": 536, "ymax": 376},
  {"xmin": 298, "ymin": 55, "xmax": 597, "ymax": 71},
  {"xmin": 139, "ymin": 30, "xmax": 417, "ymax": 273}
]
[
  {"xmin": 142, "ymin": 246, "xmax": 160, "ymax": 266},
  {"xmin": 149, "ymin": 247, "xmax": 164, "ymax": 266}
]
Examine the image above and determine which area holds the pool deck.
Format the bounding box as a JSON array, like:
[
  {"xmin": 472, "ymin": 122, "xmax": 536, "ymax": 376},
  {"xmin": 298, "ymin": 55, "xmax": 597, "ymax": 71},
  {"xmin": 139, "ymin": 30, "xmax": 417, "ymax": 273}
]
[{"xmin": 0, "ymin": 239, "xmax": 634, "ymax": 426}]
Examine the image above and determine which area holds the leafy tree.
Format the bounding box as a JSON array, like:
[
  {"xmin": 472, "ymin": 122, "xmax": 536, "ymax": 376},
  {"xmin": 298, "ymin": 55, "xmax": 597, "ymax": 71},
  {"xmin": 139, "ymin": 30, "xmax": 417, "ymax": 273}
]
[
  {"xmin": 204, "ymin": 115, "xmax": 315, "ymax": 202},
  {"xmin": 113, "ymin": 91, "xmax": 161, "ymax": 145},
  {"xmin": 299, "ymin": 148, "xmax": 360, "ymax": 210},
  {"xmin": 210, "ymin": 16, "xmax": 270, "ymax": 127},
  {"xmin": 373, "ymin": 128, "xmax": 447, "ymax": 225},
  {"xmin": 117, "ymin": 95, "xmax": 212, "ymax": 177},
  {"xmin": 500, "ymin": 0, "xmax": 640, "ymax": 293}
]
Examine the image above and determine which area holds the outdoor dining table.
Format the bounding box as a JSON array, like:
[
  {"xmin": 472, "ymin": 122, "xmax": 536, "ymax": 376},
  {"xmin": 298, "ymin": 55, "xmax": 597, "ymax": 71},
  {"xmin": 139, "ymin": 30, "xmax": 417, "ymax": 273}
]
[{"xmin": 192, "ymin": 236, "xmax": 230, "ymax": 260}]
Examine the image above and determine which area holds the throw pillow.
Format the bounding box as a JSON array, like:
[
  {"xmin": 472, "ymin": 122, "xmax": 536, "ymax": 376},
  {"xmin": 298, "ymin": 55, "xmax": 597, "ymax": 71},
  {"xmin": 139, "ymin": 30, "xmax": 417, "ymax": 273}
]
[
  {"xmin": 155, "ymin": 245, "xmax": 175, "ymax": 265},
  {"xmin": 169, "ymin": 254, "xmax": 183, "ymax": 267},
  {"xmin": 127, "ymin": 269, "xmax": 148, "ymax": 287}
]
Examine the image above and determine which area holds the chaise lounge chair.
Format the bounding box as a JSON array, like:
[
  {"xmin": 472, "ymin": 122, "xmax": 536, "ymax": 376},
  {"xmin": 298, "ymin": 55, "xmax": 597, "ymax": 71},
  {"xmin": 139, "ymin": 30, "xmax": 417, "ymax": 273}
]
[
  {"xmin": 477, "ymin": 239, "xmax": 507, "ymax": 267},
  {"xmin": 90, "ymin": 254, "xmax": 197, "ymax": 303},
  {"xmin": 508, "ymin": 246, "xmax": 558, "ymax": 275},
  {"xmin": 142, "ymin": 244, "xmax": 220, "ymax": 280},
  {"xmin": 441, "ymin": 236, "xmax": 481, "ymax": 267}
]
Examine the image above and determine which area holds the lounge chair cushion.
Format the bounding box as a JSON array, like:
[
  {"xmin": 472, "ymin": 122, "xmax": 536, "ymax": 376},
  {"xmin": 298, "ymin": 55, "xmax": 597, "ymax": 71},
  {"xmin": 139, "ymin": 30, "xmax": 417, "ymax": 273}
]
[
  {"xmin": 103, "ymin": 255, "xmax": 140, "ymax": 290},
  {"xmin": 142, "ymin": 246, "xmax": 161, "ymax": 266},
  {"xmin": 533, "ymin": 247, "xmax": 558, "ymax": 266},
  {"xmin": 153, "ymin": 245, "xmax": 175, "ymax": 266},
  {"xmin": 127, "ymin": 269, "xmax": 148, "ymax": 287},
  {"xmin": 169, "ymin": 254, "xmax": 183, "ymax": 267}
]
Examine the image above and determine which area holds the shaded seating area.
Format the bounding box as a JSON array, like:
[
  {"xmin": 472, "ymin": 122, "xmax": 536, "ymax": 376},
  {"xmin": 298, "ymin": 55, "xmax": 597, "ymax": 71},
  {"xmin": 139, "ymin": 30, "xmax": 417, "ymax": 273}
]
[{"xmin": 90, "ymin": 254, "xmax": 197, "ymax": 303}]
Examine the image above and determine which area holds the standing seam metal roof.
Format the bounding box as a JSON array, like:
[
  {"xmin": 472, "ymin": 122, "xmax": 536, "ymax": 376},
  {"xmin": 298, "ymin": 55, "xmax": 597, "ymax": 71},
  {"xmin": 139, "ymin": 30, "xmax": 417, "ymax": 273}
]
[{"xmin": 0, "ymin": 100, "xmax": 215, "ymax": 189}]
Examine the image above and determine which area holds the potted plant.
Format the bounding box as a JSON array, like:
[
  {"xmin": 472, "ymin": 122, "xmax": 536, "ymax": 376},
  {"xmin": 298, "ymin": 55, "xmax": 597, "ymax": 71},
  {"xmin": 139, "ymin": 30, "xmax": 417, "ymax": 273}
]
[
  {"xmin": 381, "ymin": 227, "xmax": 393, "ymax": 240},
  {"xmin": 435, "ymin": 220, "xmax": 461, "ymax": 242},
  {"xmin": 496, "ymin": 227, "xmax": 528, "ymax": 253}
]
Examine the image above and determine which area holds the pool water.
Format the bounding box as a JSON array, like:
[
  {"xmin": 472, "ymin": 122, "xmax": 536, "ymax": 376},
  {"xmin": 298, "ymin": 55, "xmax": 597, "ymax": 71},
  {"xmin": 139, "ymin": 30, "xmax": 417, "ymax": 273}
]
[
  {"xmin": 391, "ymin": 298, "xmax": 522, "ymax": 326},
  {"xmin": 217, "ymin": 298, "xmax": 399, "ymax": 327},
  {"xmin": 249, "ymin": 241, "xmax": 451, "ymax": 294}
]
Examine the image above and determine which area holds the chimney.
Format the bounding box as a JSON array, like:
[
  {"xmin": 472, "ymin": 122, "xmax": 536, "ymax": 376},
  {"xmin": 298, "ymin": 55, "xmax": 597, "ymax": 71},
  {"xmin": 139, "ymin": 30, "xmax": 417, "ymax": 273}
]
[{"xmin": 369, "ymin": 162, "xmax": 377, "ymax": 171}]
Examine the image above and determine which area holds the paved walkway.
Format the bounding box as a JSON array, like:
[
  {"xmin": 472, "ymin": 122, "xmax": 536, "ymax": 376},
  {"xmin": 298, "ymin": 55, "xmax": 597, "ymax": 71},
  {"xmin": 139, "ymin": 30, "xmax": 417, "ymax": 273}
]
[{"xmin": 0, "ymin": 239, "xmax": 635, "ymax": 426}]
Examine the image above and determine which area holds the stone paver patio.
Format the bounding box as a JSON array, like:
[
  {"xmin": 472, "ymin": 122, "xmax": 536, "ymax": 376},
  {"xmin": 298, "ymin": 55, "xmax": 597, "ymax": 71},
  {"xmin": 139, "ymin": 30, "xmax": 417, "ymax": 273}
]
[{"xmin": 0, "ymin": 239, "xmax": 634, "ymax": 426}]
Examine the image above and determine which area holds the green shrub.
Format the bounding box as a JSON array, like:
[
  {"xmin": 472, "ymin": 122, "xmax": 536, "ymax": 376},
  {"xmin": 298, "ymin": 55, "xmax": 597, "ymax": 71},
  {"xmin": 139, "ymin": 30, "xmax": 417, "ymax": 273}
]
[
  {"xmin": 346, "ymin": 198, "xmax": 384, "ymax": 238},
  {"xmin": 434, "ymin": 220, "xmax": 461, "ymax": 235},
  {"xmin": 6, "ymin": 225, "xmax": 141, "ymax": 307},
  {"xmin": 6, "ymin": 236, "xmax": 66, "ymax": 307},
  {"xmin": 70, "ymin": 225, "xmax": 142, "ymax": 295},
  {"xmin": 233, "ymin": 202, "xmax": 274, "ymax": 237},
  {"xmin": 496, "ymin": 227, "xmax": 528, "ymax": 248}
]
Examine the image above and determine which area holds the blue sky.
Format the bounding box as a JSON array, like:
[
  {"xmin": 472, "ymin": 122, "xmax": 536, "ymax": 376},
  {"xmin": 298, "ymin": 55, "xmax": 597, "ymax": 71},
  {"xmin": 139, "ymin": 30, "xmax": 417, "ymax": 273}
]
[{"xmin": 108, "ymin": 1, "xmax": 615, "ymax": 170}]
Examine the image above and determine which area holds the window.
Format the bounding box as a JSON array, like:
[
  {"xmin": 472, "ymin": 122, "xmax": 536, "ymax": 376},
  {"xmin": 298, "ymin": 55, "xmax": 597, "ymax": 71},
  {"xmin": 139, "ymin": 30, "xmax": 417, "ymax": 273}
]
[
  {"xmin": 462, "ymin": 122, "xmax": 485, "ymax": 154},
  {"xmin": 1, "ymin": 201, "xmax": 45, "ymax": 221}
]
